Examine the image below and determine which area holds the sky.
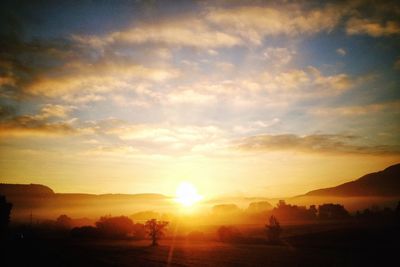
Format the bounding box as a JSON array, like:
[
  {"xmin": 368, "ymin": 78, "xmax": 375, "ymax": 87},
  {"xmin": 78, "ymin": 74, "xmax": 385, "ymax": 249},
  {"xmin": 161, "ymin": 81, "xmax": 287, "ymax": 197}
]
[{"xmin": 0, "ymin": 0, "xmax": 399, "ymax": 198}]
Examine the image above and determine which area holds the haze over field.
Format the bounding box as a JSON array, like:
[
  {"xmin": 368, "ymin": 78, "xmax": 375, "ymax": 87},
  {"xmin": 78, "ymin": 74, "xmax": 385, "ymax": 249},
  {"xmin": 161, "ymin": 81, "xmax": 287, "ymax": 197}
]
[
  {"xmin": 1, "ymin": 0, "xmax": 400, "ymax": 199},
  {"xmin": 2, "ymin": 164, "xmax": 399, "ymax": 222}
]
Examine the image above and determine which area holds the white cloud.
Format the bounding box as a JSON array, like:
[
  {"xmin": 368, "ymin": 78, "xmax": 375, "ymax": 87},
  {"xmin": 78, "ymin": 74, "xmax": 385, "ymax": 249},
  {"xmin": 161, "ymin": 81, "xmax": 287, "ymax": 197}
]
[
  {"xmin": 206, "ymin": 4, "xmax": 344, "ymax": 45},
  {"xmin": 72, "ymin": 18, "xmax": 241, "ymax": 49},
  {"xmin": 336, "ymin": 48, "xmax": 346, "ymax": 56},
  {"xmin": 73, "ymin": 3, "xmax": 345, "ymax": 50},
  {"xmin": 263, "ymin": 47, "xmax": 295, "ymax": 66}
]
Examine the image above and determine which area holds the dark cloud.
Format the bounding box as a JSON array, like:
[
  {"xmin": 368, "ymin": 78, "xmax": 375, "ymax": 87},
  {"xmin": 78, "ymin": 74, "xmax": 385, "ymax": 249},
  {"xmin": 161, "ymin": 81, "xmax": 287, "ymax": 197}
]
[
  {"xmin": 0, "ymin": 105, "xmax": 16, "ymax": 119},
  {"xmin": 0, "ymin": 114, "xmax": 75, "ymax": 136},
  {"xmin": 235, "ymin": 134, "xmax": 400, "ymax": 155},
  {"xmin": 0, "ymin": 35, "xmax": 84, "ymax": 99}
]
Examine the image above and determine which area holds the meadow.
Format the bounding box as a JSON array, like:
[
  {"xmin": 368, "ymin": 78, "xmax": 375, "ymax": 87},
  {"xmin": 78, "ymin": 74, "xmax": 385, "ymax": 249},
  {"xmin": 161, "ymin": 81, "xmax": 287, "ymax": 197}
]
[{"xmin": 2, "ymin": 221, "xmax": 398, "ymax": 267}]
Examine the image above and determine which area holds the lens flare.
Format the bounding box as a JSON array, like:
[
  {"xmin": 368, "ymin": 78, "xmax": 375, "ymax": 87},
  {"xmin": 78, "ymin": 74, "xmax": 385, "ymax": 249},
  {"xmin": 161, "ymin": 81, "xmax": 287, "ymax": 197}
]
[{"xmin": 175, "ymin": 182, "xmax": 202, "ymax": 207}]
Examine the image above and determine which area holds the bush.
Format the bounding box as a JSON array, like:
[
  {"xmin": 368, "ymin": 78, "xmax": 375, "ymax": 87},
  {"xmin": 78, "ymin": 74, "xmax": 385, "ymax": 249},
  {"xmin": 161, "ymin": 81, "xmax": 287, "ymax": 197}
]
[
  {"xmin": 266, "ymin": 215, "xmax": 282, "ymax": 244},
  {"xmin": 95, "ymin": 216, "xmax": 135, "ymax": 238},
  {"xmin": 56, "ymin": 215, "xmax": 73, "ymax": 229},
  {"xmin": 318, "ymin": 204, "xmax": 349, "ymax": 220}
]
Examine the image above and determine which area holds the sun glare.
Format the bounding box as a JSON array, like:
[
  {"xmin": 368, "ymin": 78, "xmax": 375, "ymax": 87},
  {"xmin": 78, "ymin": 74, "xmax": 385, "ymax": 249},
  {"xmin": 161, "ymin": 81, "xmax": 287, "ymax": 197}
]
[{"xmin": 175, "ymin": 182, "xmax": 203, "ymax": 207}]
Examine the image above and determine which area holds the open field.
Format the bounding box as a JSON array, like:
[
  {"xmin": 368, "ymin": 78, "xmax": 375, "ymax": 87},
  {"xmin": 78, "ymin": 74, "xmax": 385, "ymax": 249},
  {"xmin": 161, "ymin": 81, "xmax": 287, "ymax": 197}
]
[{"xmin": 3, "ymin": 224, "xmax": 398, "ymax": 267}]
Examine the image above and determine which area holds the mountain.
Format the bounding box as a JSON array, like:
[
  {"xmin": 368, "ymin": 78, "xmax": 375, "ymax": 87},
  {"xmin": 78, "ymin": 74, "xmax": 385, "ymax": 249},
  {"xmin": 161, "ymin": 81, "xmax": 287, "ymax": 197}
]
[
  {"xmin": 0, "ymin": 183, "xmax": 171, "ymax": 220},
  {"xmin": 0, "ymin": 183, "xmax": 54, "ymax": 196},
  {"xmin": 304, "ymin": 163, "xmax": 400, "ymax": 197}
]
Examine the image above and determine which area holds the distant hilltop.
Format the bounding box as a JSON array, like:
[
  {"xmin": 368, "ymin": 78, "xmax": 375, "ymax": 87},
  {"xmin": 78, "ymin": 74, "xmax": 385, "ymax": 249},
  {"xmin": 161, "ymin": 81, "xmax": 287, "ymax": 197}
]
[
  {"xmin": 304, "ymin": 163, "xmax": 400, "ymax": 197},
  {"xmin": 0, "ymin": 183, "xmax": 54, "ymax": 196},
  {"xmin": 1, "ymin": 163, "xmax": 400, "ymax": 199},
  {"xmin": 0, "ymin": 163, "xmax": 399, "ymax": 220},
  {"xmin": 0, "ymin": 183, "xmax": 171, "ymax": 198}
]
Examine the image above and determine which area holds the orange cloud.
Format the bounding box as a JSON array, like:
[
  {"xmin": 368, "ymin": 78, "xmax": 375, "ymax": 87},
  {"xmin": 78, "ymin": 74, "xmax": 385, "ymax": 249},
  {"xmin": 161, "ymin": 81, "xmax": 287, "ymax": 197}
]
[
  {"xmin": 0, "ymin": 115, "xmax": 75, "ymax": 137},
  {"xmin": 311, "ymin": 101, "xmax": 400, "ymax": 116},
  {"xmin": 24, "ymin": 61, "xmax": 180, "ymax": 98},
  {"xmin": 206, "ymin": 4, "xmax": 344, "ymax": 45},
  {"xmin": 235, "ymin": 134, "xmax": 400, "ymax": 155},
  {"xmin": 346, "ymin": 18, "xmax": 400, "ymax": 37}
]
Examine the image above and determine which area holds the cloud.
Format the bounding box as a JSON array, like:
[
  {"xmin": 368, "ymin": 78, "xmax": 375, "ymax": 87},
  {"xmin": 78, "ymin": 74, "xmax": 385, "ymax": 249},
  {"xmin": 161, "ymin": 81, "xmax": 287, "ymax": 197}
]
[
  {"xmin": 261, "ymin": 66, "xmax": 358, "ymax": 97},
  {"xmin": 235, "ymin": 134, "xmax": 400, "ymax": 155},
  {"xmin": 73, "ymin": 3, "xmax": 345, "ymax": 49},
  {"xmin": 77, "ymin": 121, "xmax": 230, "ymax": 156},
  {"xmin": 394, "ymin": 58, "xmax": 400, "ymax": 70},
  {"xmin": 0, "ymin": 33, "xmax": 85, "ymax": 98},
  {"xmin": 336, "ymin": 48, "xmax": 346, "ymax": 56},
  {"xmin": 156, "ymin": 65, "xmax": 362, "ymax": 109},
  {"xmin": 206, "ymin": 4, "xmax": 344, "ymax": 45},
  {"xmin": 0, "ymin": 105, "xmax": 16, "ymax": 119},
  {"xmin": 72, "ymin": 18, "xmax": 241, "ymax": 49},
  {"xmin": 0, "ymin": 115, "xmax": 75, "ymax": 137},
  {"xmin": 346, "ymin": 18, "xmax": 400, "ymax": 37},
  {"xmin": 24, "ymin": 61, "xmax": 180, "ymax": 98},
  {"xmin": 233, "ymin": 118, "xmax": 281, "ymax": 134},
  {"xmin": 263, "ymin": 47, "xmax": 295, "ymax": 66},
  {"xmin": 311, "ymin": 100, "xmax": 400, "ymax": 116},
  {"xmin": 166, "ymin": 89, "xmax": 217, "ymax": 105},
  {"xmin": 0, "ymin": 75, "xmax": 16, "ymax": 87},
  {"xmin": 36, "ymin": 104, "xmax": 74, "ymax": 119}
]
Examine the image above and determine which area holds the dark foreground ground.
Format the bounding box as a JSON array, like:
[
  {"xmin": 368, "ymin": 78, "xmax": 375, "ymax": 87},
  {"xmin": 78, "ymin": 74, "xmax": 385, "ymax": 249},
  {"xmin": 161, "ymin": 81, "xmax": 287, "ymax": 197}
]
[{"xmin": 2, "ymin": 224, "xmax": 399, "ymax": 267}]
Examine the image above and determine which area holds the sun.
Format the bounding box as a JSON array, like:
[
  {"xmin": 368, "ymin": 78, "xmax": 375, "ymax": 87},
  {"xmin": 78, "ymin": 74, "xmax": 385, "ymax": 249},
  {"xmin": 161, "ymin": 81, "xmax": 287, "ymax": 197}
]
[{"xmin": 175, "ymin": 182, "xmax": 203, "ymax": 207}]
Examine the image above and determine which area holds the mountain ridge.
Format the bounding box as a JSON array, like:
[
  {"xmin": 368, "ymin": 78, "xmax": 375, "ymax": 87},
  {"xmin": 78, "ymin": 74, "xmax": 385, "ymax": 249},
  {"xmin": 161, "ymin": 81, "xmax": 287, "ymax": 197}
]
[
  {"xmin": 1, "ymin": 163, "xmax": 399, "ymax": 200},
  {"xmin": 303, "ymin": 163, "xmax": 400, "ymax": 197}
]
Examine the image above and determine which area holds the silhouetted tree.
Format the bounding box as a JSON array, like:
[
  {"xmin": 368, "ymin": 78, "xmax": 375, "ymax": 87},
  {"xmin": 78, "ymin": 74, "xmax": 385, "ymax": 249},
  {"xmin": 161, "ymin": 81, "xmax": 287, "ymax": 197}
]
[
  {"xmin": 318, "ymin": 204, "xmax": 349, "ymax": 220},
  {"xmin": 133, "ymin": 223, "xmax": 146, "ymax": 240},
  {"xmin": 0, "ymin": 195, "xmax": 12, "ymax": 235},
  {"xmin": 272, "ymin": 200, "xmax": 317, "ymax": 221},
  {"xmin": 266, "ymin": 215, "xmax": 282, "ymax": 243},
  {"xmin": 309, "ymin": 205, "xmax": 318, "ymax": 219},
  {"xmin": 56, "ymin": 214, "xmax": 73, "ymax": 229},
  {"xmin": 396, "ymin": 201, "xmax": 400, "ymax": 223},
  {"xmin": 96, "ymin": 216, "xmax": 135, "ymax": 238},
  {"xmin": 145, "ymin": 219, "xmax": 168, "ymax": 246}
]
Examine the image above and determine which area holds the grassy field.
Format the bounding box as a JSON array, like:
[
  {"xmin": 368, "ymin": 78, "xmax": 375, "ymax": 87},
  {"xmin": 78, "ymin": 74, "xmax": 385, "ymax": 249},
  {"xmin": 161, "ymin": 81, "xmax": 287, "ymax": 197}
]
[{"xmin": 2, "ymin": 223, "xmax": 398, "ymax": 266}]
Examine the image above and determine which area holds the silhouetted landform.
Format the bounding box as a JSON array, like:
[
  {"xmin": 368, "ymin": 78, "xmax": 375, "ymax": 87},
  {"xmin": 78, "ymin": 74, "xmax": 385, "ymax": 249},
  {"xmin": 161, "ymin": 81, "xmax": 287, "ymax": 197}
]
[
  {"xmin": 0, "ymin": 183, "xmax": 166, "ymax": 200},
  {"xmin": 0, "ymin": 183, "xmax": 171, "ymax": 220},
  {"xmin": 304, "ymin": 163, "xmax": 400, "ymax": 197},
  {"xmin": 4, "ymin": 200, "xmax": 399, "ymax": 267},
  {"xmin": 2, "ymin": 163, "xmax": 400, "ymax": 221},
  {"xmin": 0, "ymin": 183, "xmax": 54, "ymax": 196}
]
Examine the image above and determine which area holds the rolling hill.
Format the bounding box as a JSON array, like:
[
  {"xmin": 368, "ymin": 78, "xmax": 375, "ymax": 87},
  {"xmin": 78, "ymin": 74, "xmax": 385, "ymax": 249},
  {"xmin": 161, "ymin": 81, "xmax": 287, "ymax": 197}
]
[{"xmin": 304, "ymin": 163, "xmax": 400, "ymax": 197}]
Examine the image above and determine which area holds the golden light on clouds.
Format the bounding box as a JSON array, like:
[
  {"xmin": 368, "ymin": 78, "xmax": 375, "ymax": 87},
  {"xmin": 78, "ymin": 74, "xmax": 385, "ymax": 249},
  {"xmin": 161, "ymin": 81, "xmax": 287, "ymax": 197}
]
[{"xmin": 0, "ymin": 0, "xmax": 399, "ymax": 198}]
